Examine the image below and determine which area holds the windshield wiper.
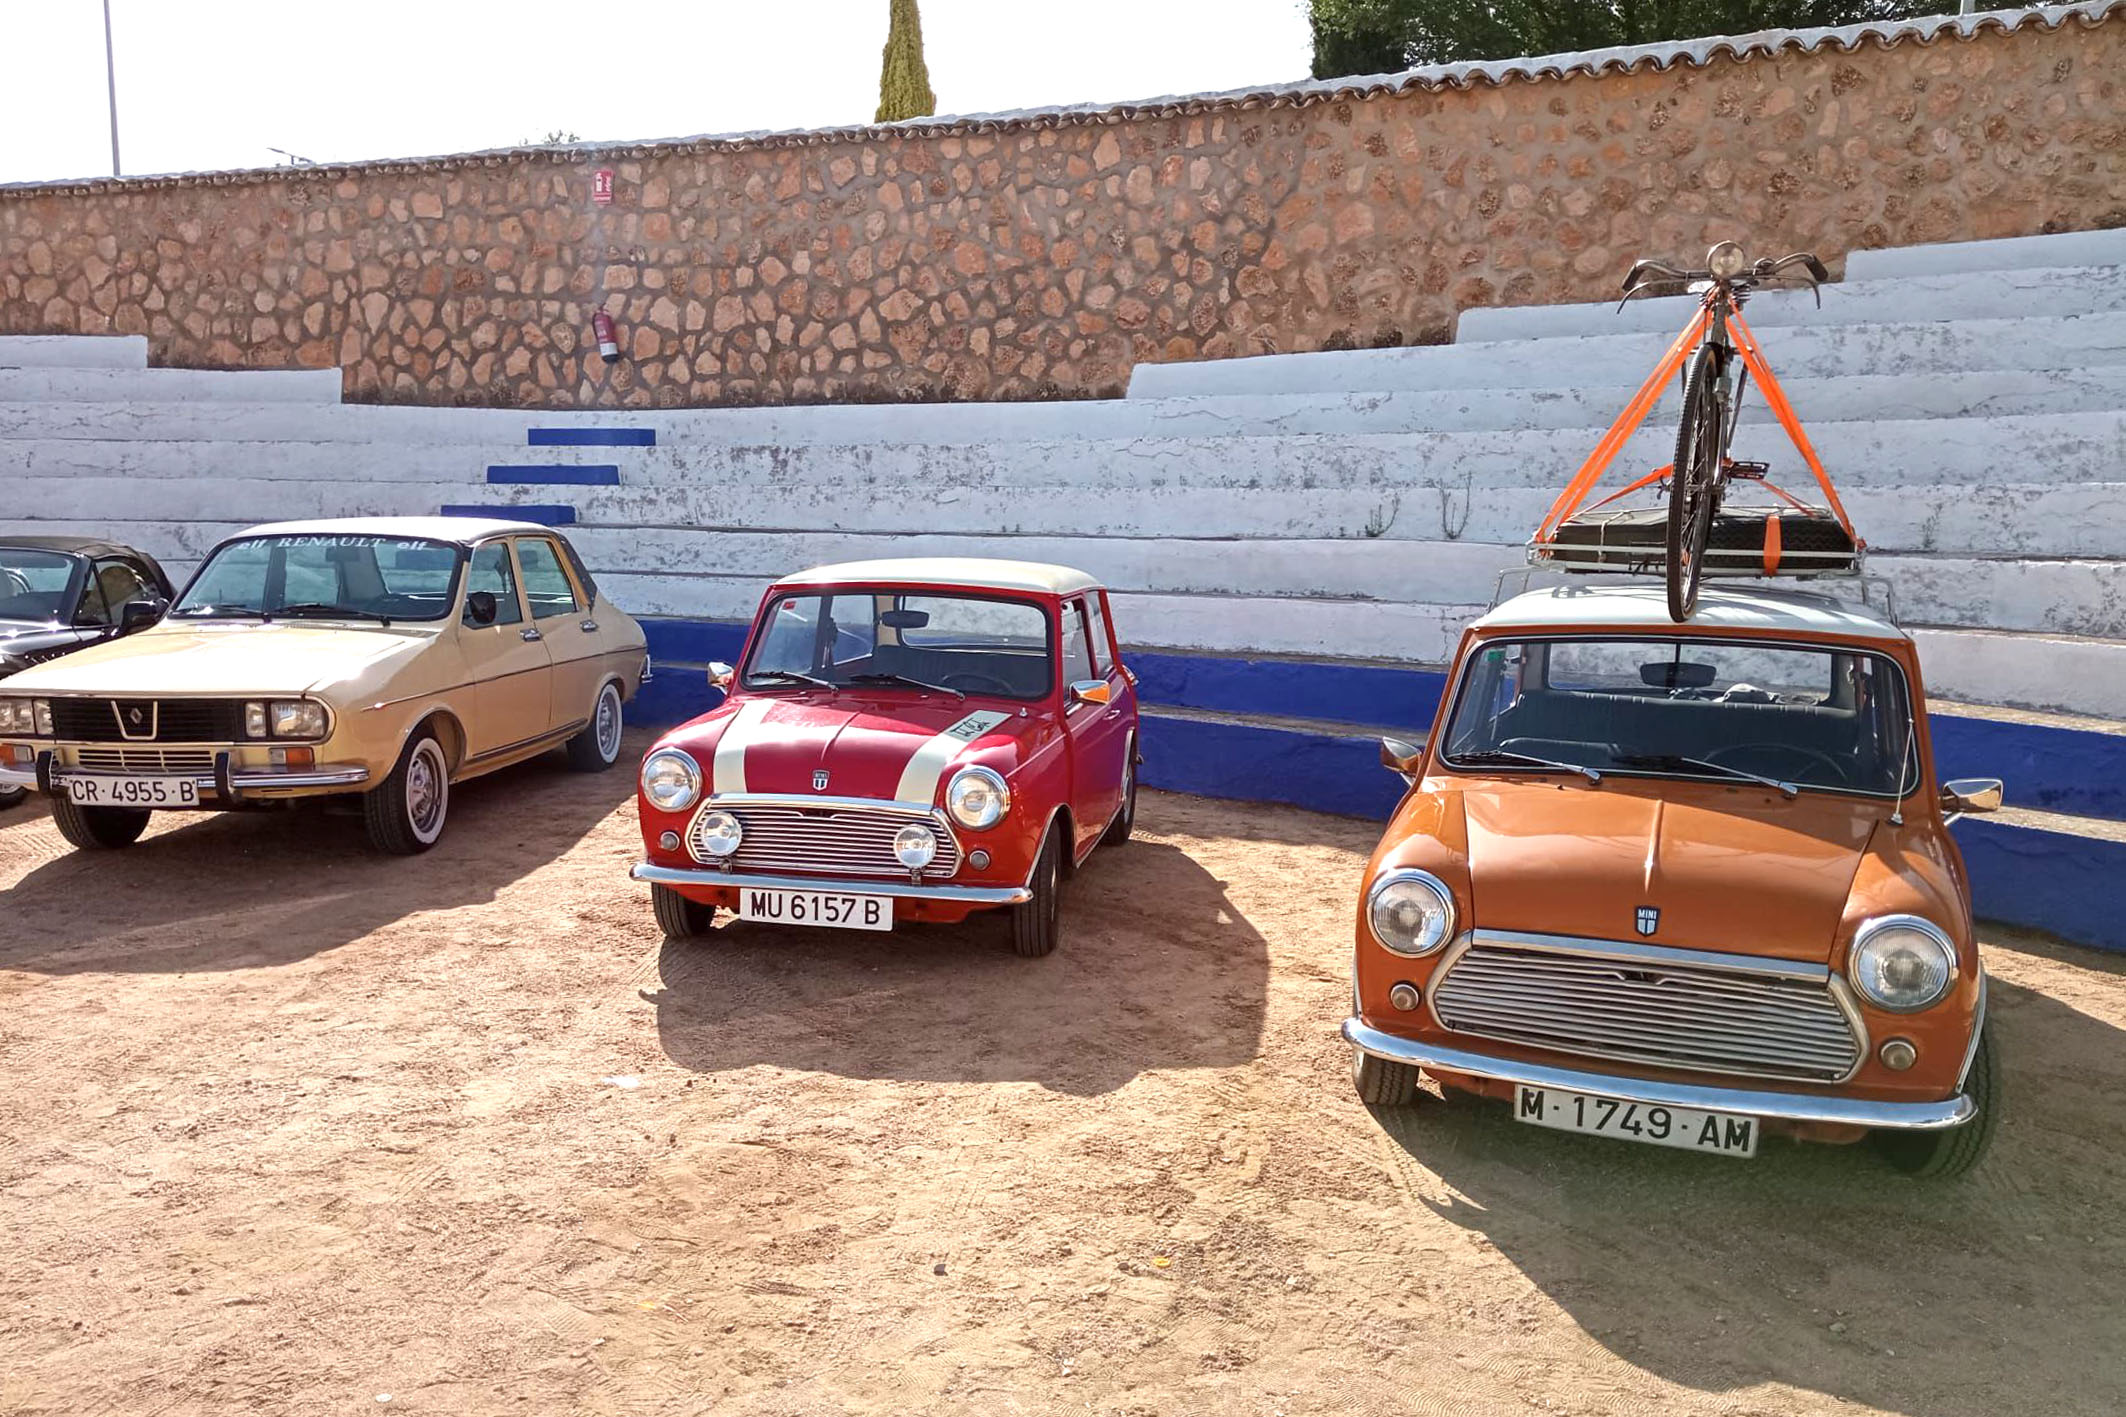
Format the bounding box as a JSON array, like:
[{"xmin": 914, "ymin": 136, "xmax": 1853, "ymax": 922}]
[
  {"xmin": 844, "ymin": 671, "xmax": 964, "ymax": 700},
  {"xmin": 275, "ymin": 603, "xmax": 395, "ymax": 625},
  {"xmin": 1452, "ymin": 748, "xmax": 1603, "ymax": 784},
  {"xmin": 170, "ymin": 605, "xmax": 271, "ymax": 620},
  {"xmin": 1613, "ymin": 752, "xmax": 1798, "ymax": 799},
  {"xmin": 748, "ymin": 669, "xmax": 834, "ymax": 690}
]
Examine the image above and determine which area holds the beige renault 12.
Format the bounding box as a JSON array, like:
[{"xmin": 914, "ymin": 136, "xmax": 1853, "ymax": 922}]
[{"xmin": 0, "ymin": 517, "xmax": 648, "ymax": 854}]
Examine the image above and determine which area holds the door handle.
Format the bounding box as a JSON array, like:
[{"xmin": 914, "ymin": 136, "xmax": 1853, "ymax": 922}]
[
  {"xmin": 521, "ymin": 628, "xmax": 542, "ymax": 642},
  {"xmin": 580, "ymin": 619, "xmax": 598, "ymax": 633}
]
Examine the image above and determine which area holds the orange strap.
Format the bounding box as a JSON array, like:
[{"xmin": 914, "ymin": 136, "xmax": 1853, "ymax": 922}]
[
  {"xmin": 1535, "ymin": 306, "xmax": 1710, "ymax": 544},
  {"xmin": 1729, "ymin": 311, "xmax": 1857, "ymax": 541},
  {"xmin": 1579, "ymin": 464, "xmax": 1671, "ymax": 516},
  {"xmin": 1762, "ymin": 513, "xmax": 1783, "ymax": 575}
]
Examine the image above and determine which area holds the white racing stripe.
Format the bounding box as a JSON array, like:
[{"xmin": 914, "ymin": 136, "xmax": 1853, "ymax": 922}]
[
  {"xmin": 894, "ymin": 710, "xmax": 1011, "ymax": 807},
  {"xmin": 712, "ymin": 698, "xmax": 776, "ymax": 795}
]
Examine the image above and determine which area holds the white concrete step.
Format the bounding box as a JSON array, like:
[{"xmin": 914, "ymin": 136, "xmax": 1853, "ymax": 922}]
[
  {"xmin": 1845, "ymin": 228, "xmax": 2126, "ymax": 282},
  {"xmin": 1128, "ymin": 313, "xmax": 2126, "ymax": 399},
  {"xmin": 1456, "ymin": 265, "xmax": 2126, "ymax": 343},
  {"xmin": 6, "ymin": 364, "xmax": 2122, "ymax": 446},
  {"xmin": 0, "ymin": 334, "xmax": 149, "ymax": 370},
  {"xmin": 0, "ymin": 366, "xmax": 343, "ymax": 404}
]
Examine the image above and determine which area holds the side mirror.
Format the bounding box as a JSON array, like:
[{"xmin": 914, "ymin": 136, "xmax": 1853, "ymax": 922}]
[
  {"xmin": 1380, "ymin": 735, "xmax": 1425, "ymax": 783},
  {"xmin": 118, "ymin": 598, "xmax": 166, "ymax": 634},
  {"xmin": 1940, "ymin": 777, "xmax": 2004, "ymax": 818},
  {"xmin": 465, "ymin": 591, "xmax": 499, "ymax": 627},
  {"xmin": 708, "ymin": 661, "xmax": 735, "ymax": 691},
  {"xmin": 1068, "ymin": 678, "xmax": 1112, "ymax": 707}
]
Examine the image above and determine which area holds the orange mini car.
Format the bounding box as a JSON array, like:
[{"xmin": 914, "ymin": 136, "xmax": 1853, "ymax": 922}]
[{"xmin": 1343, "ymin": 583, "xmax": 2004, "ymax": 1178}]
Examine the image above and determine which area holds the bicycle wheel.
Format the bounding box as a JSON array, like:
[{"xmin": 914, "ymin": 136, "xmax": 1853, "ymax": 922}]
[{"xmin": 1665, "ymin": 344, "xmax": 1727, "ymax": 621}]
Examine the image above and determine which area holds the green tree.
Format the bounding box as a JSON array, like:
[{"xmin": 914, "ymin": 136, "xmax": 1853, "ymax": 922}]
[
  {"xmin": 1309, "ymin": 0, "xmax": 1938, "ymax": 77},
  {"xmin": 876, "ymin": 0, "xmax": 938, "ymax": 123}
]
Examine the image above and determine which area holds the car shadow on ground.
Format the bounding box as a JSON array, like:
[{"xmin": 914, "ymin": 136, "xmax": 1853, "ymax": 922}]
[
  {"xmin": 1361, "ymin": 963, "xmax": 2126, "ymax": 1417},
  {"xmin": 648, "ymin": 835, "xmax": 1270, "ymax": 1096},
  {"xmin": 0, "ymin": 735, "xmax": 646, "ymax": 977}
]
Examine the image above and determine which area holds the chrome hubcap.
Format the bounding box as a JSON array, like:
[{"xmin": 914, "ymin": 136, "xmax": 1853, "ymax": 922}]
[
  {"xmin": 595, "ymin": 688, "xmax": 621, "ymax": 759},
  {"xmin": 407, "ymin": 745, "xmax": 444, "ymax": 836}
]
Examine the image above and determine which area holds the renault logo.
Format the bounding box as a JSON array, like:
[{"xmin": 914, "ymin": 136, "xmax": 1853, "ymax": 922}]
[
  {"xmin": 128, "ymin": 708, "xmax": 145, "ymax": 727},
  {"xmin": 812, "ymin": 770, "xmax": 830, "ymax": 792},
  {"xmin": 1635, "ymin": 905, "xmax": 1660, "ymax": 937}
]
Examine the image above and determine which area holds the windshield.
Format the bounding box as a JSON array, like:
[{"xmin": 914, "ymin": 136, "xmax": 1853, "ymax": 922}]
[
  {"xmin": 1442, "ymin": 636, "xmax": 1916, "ymax": 798},
  {"xmin": 743, "ymin": 590, "xmax": 1053, "ymax": 700},
  {"xmin": 0, "ymin": 549, "xmax": 80, "ymax": 623},
  {"xmin": 173, "ymin": 535, "xmax": 464, "ymax": 623}
]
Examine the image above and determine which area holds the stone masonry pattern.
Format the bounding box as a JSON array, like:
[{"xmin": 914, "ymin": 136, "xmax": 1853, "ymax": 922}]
[{"xmin": 1, "ymin": 15, "xmax": 2121, "ymax": 408}]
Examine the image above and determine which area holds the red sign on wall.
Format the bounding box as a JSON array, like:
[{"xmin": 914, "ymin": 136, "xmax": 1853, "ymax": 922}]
[{"xmin": 592, "ymin": 169, "xmax": 614, "ymax": 205}]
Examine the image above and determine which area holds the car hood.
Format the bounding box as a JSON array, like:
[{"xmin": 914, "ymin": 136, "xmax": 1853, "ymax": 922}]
[
  {"xmin": 0, "ymin": 622, "xmax": 85, "ymax": 664},
  {"xmin": 0, "ymin": 621, "xmax": 438, "ymax": 697},
  {"xmin": 1454, "ymin": 779, "xmax": 1882, "ymax": 964},
  {"xmin": 688, "ymin": 693, "xmax": 1037, "ymax": 805}
]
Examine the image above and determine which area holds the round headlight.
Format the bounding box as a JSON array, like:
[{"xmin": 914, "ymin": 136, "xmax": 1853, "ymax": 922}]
[
  {"xmin": 695, "ymin": 809, "xmax": 742, "ymax": 859},
  {"xmin": 894, "ymin": 823, "xmax": 939, "ymax": 870},
  {"xmin": 946, "ymin": 766, "xmax": 1010, "ymax": 830},
  {"xmin": 1848, "ymin": 915, "xmax": 1957, "ymax": 1013},
  {"xmin": 1367, "ymin": 868, "xmax": 1457, "ymax": 957},
  {"xmin": 1707, "ymin": 240, "xmax": 1749, "ymax": 280},
  {"xmin": 640, "ymin": 748, "xmax": 703, "ymax": 814}
]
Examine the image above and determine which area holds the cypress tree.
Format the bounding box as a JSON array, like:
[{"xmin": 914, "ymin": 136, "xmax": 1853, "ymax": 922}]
[{"xmin": 876, "ymin": 0, "xmax": 938, "ymax": 123}]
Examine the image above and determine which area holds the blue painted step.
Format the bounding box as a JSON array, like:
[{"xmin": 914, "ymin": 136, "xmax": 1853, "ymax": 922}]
[
  {"xmin": 439, "ymin": 503, "xmax": 577, "ymax": 526},
  {"xmin": 486, "ymin": 464, "xmax": 620, "ymax": 486},
  {"xmin": 527, "ymin": 428, "xmax": 656, "ymax": 447}
]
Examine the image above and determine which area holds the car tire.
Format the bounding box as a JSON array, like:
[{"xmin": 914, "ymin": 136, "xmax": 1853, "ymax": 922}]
[
  {"xmin": 1010, "ymin": 824, "xmax": 1064, "ymax": 958},
  {"xmin": 1102, "ymin": 736, "xmax": 1138, "ymax": 846},
  {"xmin": 566, "ymin": 681, "xmax": 625, "ymax": 773},
  {"xmin": 652, "ymin": 883, "xmax": 716, "ymax": 939},
  {"xmin": 1871, "ymin": 1022, "xmax": 1999, "ymax": 1180},
  {"xmin": 0, "ymin": 784, "xmax": 26, "ymax": 812},
  {"xmin": 1353, "ymin": 1049, "xmax": 1421, "ymax": 1107},
  {"xmin": 49, "ymin": 795, "xmax": 151, "ymax": 850},
  {"xmin": 364, "ymin": 731, "xmax": 450, "ymax": 855}
]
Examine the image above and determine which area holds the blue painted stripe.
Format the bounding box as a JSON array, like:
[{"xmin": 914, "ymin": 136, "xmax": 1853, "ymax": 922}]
[
  {"xmin": 527, "ymin": 428, "xmax": 656, "ymax": 447},
  {"xmin": 640, "ymin": 618, "xmax": 750, "ymax": 666},
  {"xmin": 486, "ymin": 464, "xmax": 620, "ymax": 486},
  {"xmin": 632, "ymin": 669, "xmax": 725, "ymax": 729},
  {"xmin": 1930, "ymin": 712, "xmax": 2126, "ymax": 823},
  {"xmin": 1131, "ymin": 650, "xmax": 1444, "ymax": 733},
  {"xmin": 1140, "ymin": 712, "xmax": 1406, "ymax": 820},
  {"xmin": 1953, "ymin": 817, "xmax": 2126, "ymax": 954},
  {"xmin": 439, "ymin": 503, "xmax": 577, "ymax": 526}
]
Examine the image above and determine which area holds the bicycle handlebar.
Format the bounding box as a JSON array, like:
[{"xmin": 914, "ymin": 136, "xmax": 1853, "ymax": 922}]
[{"xmin": 1618, "ymin": 248, "xmax": 1828, "ymax": 307}]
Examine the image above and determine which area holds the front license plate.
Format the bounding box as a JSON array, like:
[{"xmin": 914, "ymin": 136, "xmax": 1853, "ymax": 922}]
[
  {"xmin": 737, "ymin": 887, "xmax": 892, "ymax": 932},
  {"xmin": 1514, "ymin": 1085, "xmax": 1757, "ymax": 1158},
  {"xmin": 66, "ymin": 775, "xmax": 199, "ymax": 808}
]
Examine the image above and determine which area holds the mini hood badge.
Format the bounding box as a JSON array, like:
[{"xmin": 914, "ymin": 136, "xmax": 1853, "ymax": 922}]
[
  {"xmin": 1635, "ymin": 905, "xmax": 1660, "ymax": 937},
  {"xmin": 812, "ymin": 770, "xmax": 830, "ymax": 792}
]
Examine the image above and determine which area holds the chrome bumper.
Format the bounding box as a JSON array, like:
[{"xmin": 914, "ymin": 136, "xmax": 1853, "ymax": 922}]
[
  {"xmin": 631, "ymin": 861, "xmax": 1032, "ymax": 905},
  {"xmin": 0, "ymin": 755, "xmax": 370, "ymax": 796},
  {"xmin": 1343, "ymin": 1018, "xmax": 1975, "ymax": 1131}
]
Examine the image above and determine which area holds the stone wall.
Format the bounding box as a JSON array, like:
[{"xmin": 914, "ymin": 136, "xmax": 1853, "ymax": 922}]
[{"xmin": 1, "ymin": 7, "xmax": 2121, "ymax": 408}]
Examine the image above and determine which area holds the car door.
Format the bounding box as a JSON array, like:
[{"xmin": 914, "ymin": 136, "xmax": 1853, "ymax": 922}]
[
  {"xmin": 458, "ymin": 538, "xmax": 552, "ymax": 759},
  {"xmin": 1059, "ymin": 594, "xmax": 1131, "ymax": 857},
  {"xmin": 513, "ymin": 533, "xmax": 610, "ymax": 737}
]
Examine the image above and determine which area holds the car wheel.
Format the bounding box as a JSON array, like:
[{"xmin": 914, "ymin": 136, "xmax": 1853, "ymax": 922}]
[
  {"xmin": 1009, "ymin": 824, "xmax": 1064, "ymax": 958},
  {"xmin": 0, "ymin": 784, "xmax": 26, "ymax": 812},
  {"xmin": 364, "ymin": 731, "xmax": 450, "ymax": 855},
  {"xmin": 1102, "ymin": 736, "xmax": 1138, "ymax": 846},
  {"xmin": 652, "ymin": 882, "xmax": 717, "ymax": 938},
  {"xmin": 1353, "ymin": 1049, "xmax": 1421, "ymax": 1107},
  {"xmin": 1871, "ymin": 1022, "xmax": 1999, "ymax": 1180},
  {"xmin": 566, "ymin": 681, "xmax": 625, "ymax": 772},
  {"xmin": 49, "ymin": 795, "xmax": 151, "ymax": 850}
]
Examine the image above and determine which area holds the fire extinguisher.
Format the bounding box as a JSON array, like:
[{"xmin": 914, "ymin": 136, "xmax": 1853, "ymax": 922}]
[{"xmin": 592, "ymin": 309, "xmax": 621, "ymax": 363}]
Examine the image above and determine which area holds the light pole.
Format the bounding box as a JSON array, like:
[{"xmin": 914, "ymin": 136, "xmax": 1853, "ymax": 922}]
[{"xmin": 102, "ymin": 0, "xmax": 121, "ymax": 176}]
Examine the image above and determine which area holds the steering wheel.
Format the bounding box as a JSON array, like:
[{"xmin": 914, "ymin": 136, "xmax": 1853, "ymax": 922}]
[
  {"xmin": 1703, "ymin": 743, "xmax": 1851, "ymax": 787},
  {"xmin": 940, "ymin": 671, "xmax": 1016, "ymax": 696},
  {"xmin": 1, "ymin": 568, "xmax": 29, "ymax": 598}
]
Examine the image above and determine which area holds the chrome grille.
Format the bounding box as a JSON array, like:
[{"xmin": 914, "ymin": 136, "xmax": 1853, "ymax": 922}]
[
  {"xmin": 689, "ymin": 801, "xmax": 962, "ymax": 880},
  {"xmin": 1431, "ymin": 938, "xmax": 1861, "ymax": 1083},
  {"xmin": 49, "ymin": 697, "xmax": 245, "ymax": 744},
  {"xmin": 73, "ymin": 747, "xmax": 217, "ymax": 776}
]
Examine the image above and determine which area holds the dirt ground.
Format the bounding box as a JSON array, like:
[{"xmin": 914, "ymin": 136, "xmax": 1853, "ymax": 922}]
[{"xmin": 2, "ymin": 728, "xmax": 2123, "ymax": 1417}]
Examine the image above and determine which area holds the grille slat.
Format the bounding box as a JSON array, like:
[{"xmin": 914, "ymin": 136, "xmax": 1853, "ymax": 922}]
[
  {"xmin": 688, "ymin": 802, "xmax": 962, "ymax": 880},
  {"xmin": 49, "ymin": 697, "xmax": 245, "ymax": 744},
  {"xmin": 1432, "ymin": 941, "xmax": 1860, "ymax": 1083},
  {"xmin": 73, "ymin": 747, "xmax": 216, "ymax": 775}
]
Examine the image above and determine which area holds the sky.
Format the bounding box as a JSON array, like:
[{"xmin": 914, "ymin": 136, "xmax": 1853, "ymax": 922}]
[{"xmin": 0, "ymin": 0, "xmax": 1316, "ymax": 185}]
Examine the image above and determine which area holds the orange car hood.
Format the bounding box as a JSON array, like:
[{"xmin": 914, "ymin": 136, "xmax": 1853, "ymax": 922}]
[{"xmin": 1456, "ymin": 780, "xmax": 1881, "ymax": 963}]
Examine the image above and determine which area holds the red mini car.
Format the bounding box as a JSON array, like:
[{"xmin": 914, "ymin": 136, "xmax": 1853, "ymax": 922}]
[{"xmin": 631, "ymin": 559, "xmax": 1139, "ymax": 955}]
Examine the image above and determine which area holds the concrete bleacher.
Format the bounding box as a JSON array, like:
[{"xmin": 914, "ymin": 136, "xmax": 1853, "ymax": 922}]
[{"xmin": 2, "ymin": 226, "xmax": 2123, "ymax": 950}]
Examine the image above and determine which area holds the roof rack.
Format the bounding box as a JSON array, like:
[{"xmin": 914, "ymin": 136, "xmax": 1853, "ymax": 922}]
[{"xmin": 1492, "ymin": 563, "xmax": 1901, "ymax": 624}]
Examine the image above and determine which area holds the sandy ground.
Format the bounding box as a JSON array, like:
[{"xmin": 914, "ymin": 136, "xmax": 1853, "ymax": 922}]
[{"xmin": 2, "ymin": 728, "xmax": 2122, "ymax": 1417}]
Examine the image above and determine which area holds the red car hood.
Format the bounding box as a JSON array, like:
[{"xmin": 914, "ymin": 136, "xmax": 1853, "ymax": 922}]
[{"xmin": 690, "ymin": 693, "xmax": 1034, "ymax": 804}]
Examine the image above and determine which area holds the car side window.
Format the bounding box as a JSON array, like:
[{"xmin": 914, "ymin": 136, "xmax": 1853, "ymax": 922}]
[
  {"xmin": 514, "ymin": 538, "xmax": 582, "ymax": 620},
  {"xmin": 464, "ymin": 543, "xmax": 524, "ymax": 627},
  {"xmin": 95, "ymin": 560, "xmax": 153, "ymax": 616},
  {"xmin": 1084, "ymin": 593, "xmax": 1113, "ymax": 675},
  {"xmin": 75, "ymin": 568, "xmax": 113, "ymax": 626},
  {"xmin": 1060, "ymin": 600, "xmax": 1096, "ymax": 685}
]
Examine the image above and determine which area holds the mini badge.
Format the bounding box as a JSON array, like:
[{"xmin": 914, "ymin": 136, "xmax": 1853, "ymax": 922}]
[
  {"xmin": 812, "ymin": 770, "xmax": 830, "ymax": 792},
  {"xmin": 1635, "ymin": 905, "xmax": 1660, "ymax": 937}
]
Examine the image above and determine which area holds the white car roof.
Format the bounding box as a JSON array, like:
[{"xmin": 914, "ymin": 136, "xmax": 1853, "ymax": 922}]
[
  {"xmin": 1475, "ymin": 582, "xmax": 1906, "ymax": 641},
  {"xmin": 233, "ymin": 516, "xmax": 562, "ymax": 546},
  {"xmin": 773, "ymin": 558, "xmax": 1102, "ymax": 596}
]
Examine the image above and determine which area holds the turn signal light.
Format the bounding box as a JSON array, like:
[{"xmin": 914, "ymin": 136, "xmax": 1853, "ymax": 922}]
[
  {"xmin": 1388, "ymin": 982, "xmax": 1422, "ymax": 1012},
  {"xmin": 268, "ymin": 747, "xmax": 317, "ymax": 770},
  {"xmin": 2, "ymin": 744, "xmax": 34, "ymax": 767},
  {"xmin": 1878, "ymin": 1038, "xmax": 1918, "ymax": 1072}
]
